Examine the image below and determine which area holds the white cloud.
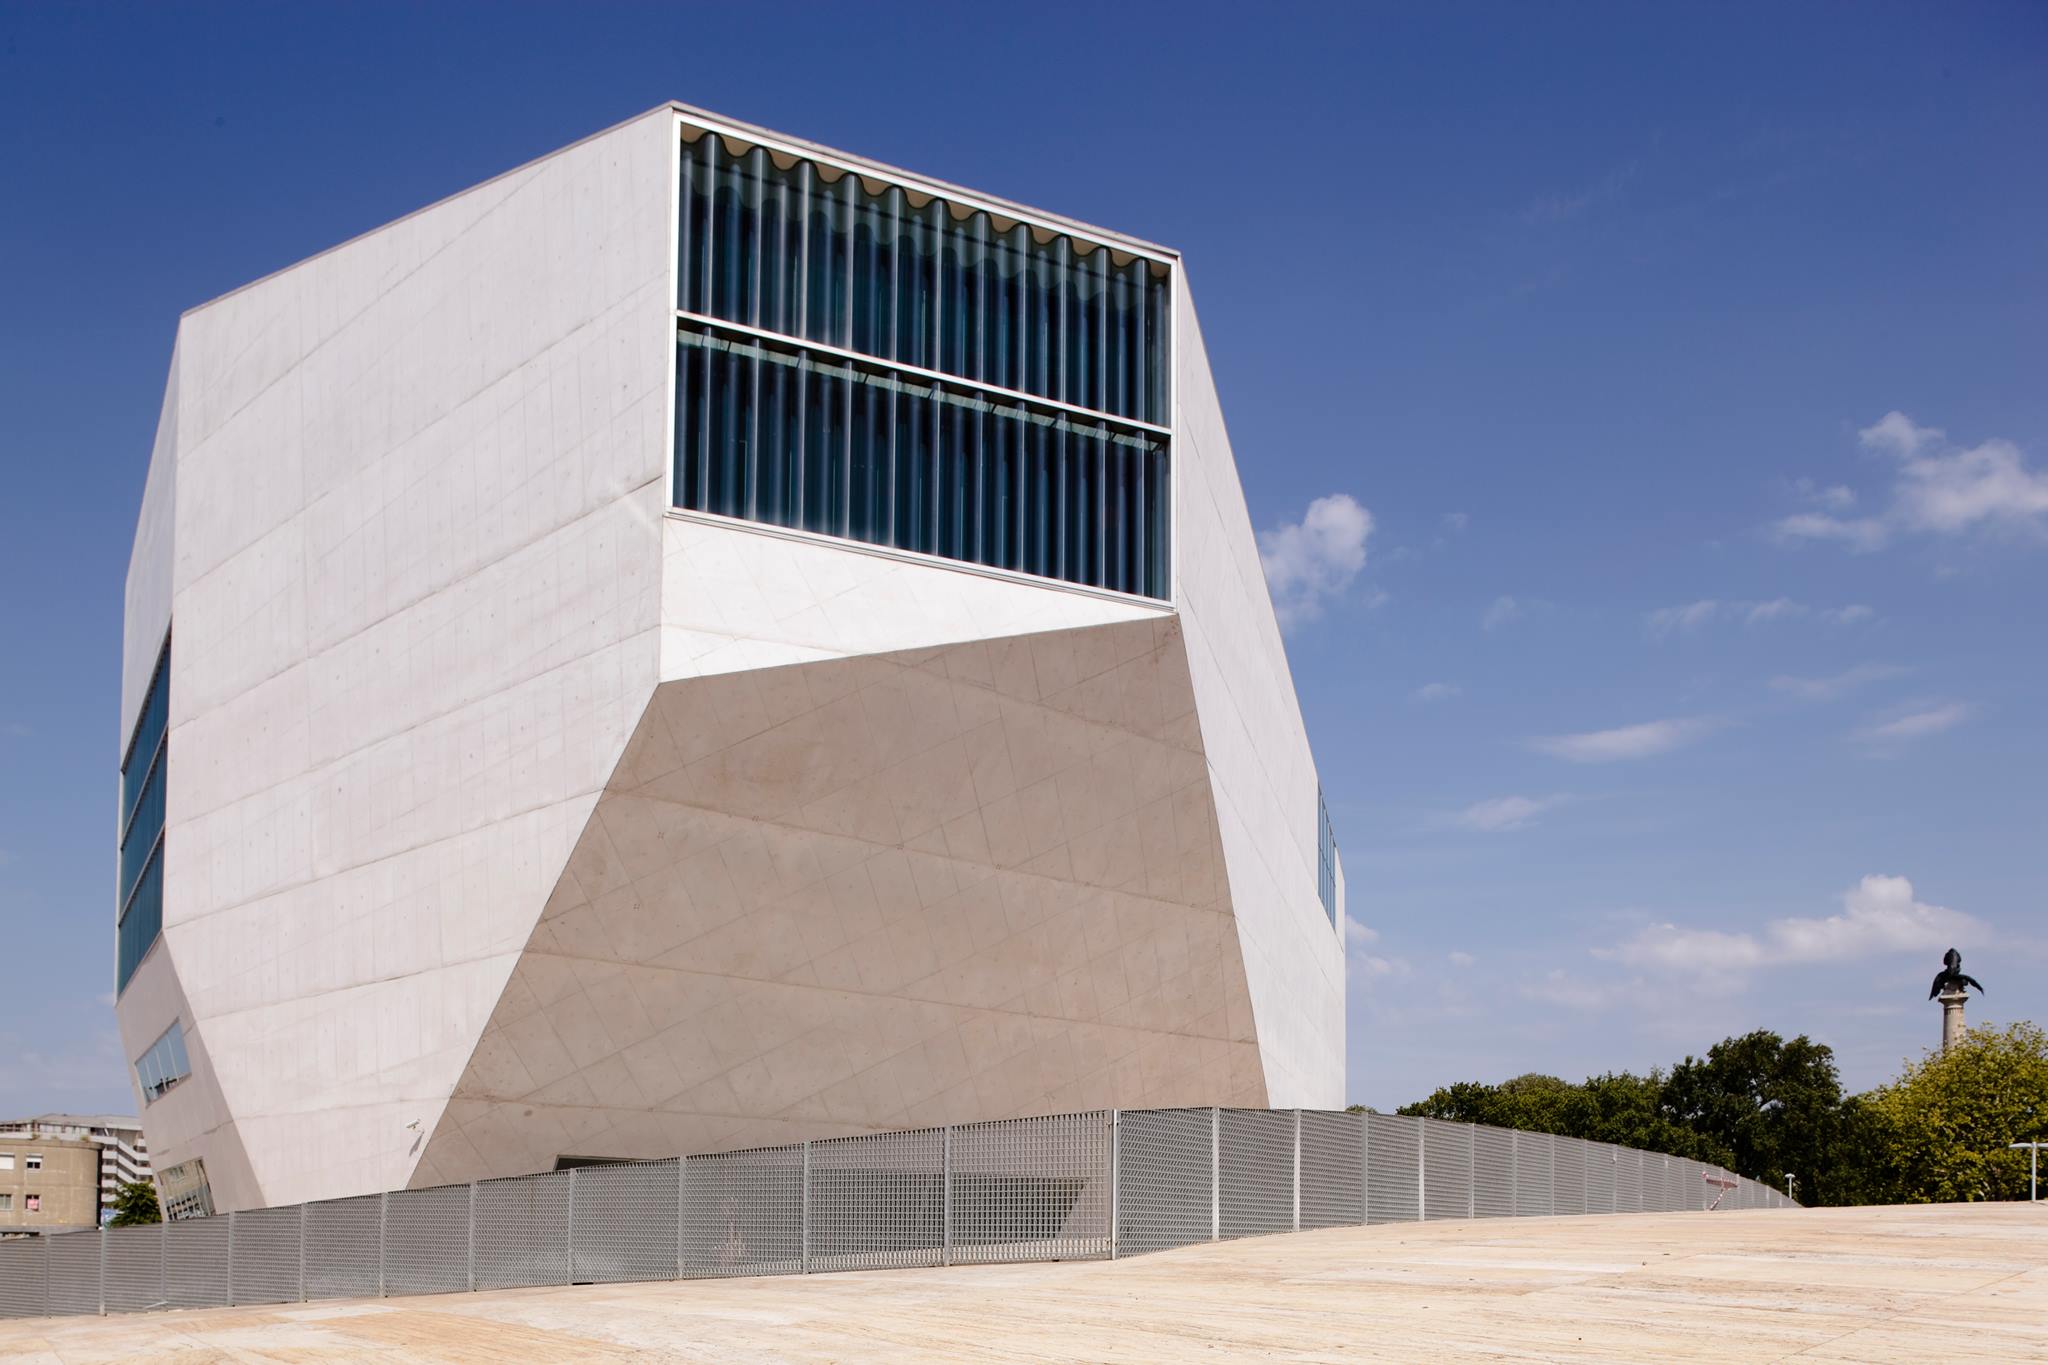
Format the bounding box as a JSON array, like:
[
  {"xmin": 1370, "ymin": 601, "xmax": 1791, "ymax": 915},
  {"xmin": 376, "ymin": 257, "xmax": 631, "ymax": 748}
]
[
  {"xmin": 1599, "ymin": 875, "xmax": 1981, "ymax": 983},
  {"xmin": 1442, "ymin": 511, "xmax": 1470, "ymax": 532},
  {"xmin": 1853, "ymin": 701, "xmax": 1971, "ymax": 748},
  {"xmin": 1260, "ymin": 493, "xmax": 1374, "ymax": 629},
  {"xmin": 1775, "ymin": 412, "xmax": 2048, "ymax": 551},
  {"xmin": 1646, "ymin": 599, "xmax": 1721, "ymax": 637},
  {"xmin": 1529, "ymin": 716, "xmax": 1719, "ymax": 763},
  {"xmin": 1447, "ymin": 951, "xmax": 1476, "ymax": 968},
  {"xmin": 1744, "ymin": 597, "xmax": 1805, "ymax": 624},
  {"xmin": 1344, "ymin": 916, "xmax": 1410, "ymax": 980},
  {"xmin": 1792, "ymin": 478, "xmax": 1858, "ymax": 512},
  {"xmin": 1481, "ymin": 595, "xmax": 1523, "ymax": 631},
  {"xmin": 1450, "ymin": 794, "xmax": 1563, "ymax": 832},
  {"xmin": 1822, "ymin": 604, "xmax": 1876, "ymax": 625},
  {"xmin": 1344, "ymin": 915, "xmax": 1380, "ymax": 948},
  {"xmin": 1770, "ymin": 662, "xmax": 1906, "ymax": 701},
  {"xmin": 1411, "ymin": 682, "xmax": 1461, "ymax": 703}
]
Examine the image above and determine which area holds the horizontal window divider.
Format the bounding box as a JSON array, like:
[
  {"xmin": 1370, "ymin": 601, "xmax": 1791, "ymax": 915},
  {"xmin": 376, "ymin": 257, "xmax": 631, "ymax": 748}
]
[
  {"xmin": 675, "ymin": 310, "xmax": 1174, "ymax": 439},
  {"xmin": 663, "ymin": 506, "xmax": 1175, "ymax": 610}
]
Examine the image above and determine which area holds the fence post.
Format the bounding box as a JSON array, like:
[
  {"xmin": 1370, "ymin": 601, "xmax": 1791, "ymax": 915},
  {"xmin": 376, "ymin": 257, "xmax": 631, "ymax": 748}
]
[
  {"xmin": 376, "ymin": 1191, "xmax": 387, "ymax": 1298},
  {"xmin": 227, "ymin": 1210, "xmax": 236, "ymax": 1306},
  {"xmin": 159, "ymin": 1213, "xmax": 168, "ymax": 1310},
  {"xmin": 567, "ymin": 1167, "xmax": 579, "ymax": 1286},
  {"xmin": 1210, "ymin": 1107, "xmax": 1220, "ymax": 1242},
  {"xmin": 1291, "ymin": 1110, "xmax": 1301, "ymax": 1233},
  {"xmin": 800, "ymin": 1141, "xmax": 811, "ymax": 1274},
  {"xmin": 466, "ymin": 1184, "xmax": 476, "ymax": 1293},
  {"xmin": 99, "ymin": 1225, "xmax": 107, "ymax": 1316},
  {"xmin": 674, "ymin": 1156, "xmax": 686, "ymax": 1281},
  {"xmin": 1467, "ymin": 1133, "xmax": 1475, "ymax": 1220},
  {"xmin": 1107, "ymin": 1109, "xmax": 1119, "ymax": 1260},
  {"xmin": 297, "ymin": 1202, "xmax": 306, "ymax": 1303},
  {"xmin": 1417, "ymin": 1119, "xmax": 1427, "ymax": 1221},
  {"xmin": 1357, "ymin": 1108, "xmax": 1369, "ymax": 1227},
  {"xmin": 941, "ymin": 1126, "xmax": 952, "ymax": 1268}
]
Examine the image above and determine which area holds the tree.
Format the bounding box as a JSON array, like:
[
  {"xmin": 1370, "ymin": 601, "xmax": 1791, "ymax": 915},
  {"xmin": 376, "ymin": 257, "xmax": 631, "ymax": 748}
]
[
  {"xmin": 1862, "ymin": 1022, "xmax": 2048, "ymax": 1203},
  {"xmin": 1398, "ymin": 1070, "xmax": 1734, "ymax": 1167},
  {"xmin": 1658, "ymin": 1031, "xmax": 1879, "ymax": 1206},
  {"xmin": 109, "ymin": 1179, "xmax": 161, "ymax": 1227}
]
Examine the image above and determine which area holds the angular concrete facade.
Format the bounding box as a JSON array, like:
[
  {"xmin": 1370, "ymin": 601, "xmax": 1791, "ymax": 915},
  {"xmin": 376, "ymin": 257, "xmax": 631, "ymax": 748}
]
[{"xmin": 117, "ymin": 104, "xmax": 1343, "ymax": 1210}]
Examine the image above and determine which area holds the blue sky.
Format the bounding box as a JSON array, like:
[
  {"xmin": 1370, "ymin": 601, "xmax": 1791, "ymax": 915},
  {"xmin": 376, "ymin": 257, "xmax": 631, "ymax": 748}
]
[{"xmin": 1, "ymin": 2, "xmax": 2043, "ymax": 1117}]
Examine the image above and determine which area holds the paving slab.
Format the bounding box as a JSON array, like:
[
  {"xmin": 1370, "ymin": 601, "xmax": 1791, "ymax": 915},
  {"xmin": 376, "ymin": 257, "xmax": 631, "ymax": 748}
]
[{"xmin": 1, "ymin": 1203, "xmax": 2043, "ymax": 1362}]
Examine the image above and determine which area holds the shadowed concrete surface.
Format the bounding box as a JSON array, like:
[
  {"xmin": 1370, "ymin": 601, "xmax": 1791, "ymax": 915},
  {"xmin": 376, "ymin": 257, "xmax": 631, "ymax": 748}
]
[{"xmin": 2, "ymin": 1204, "xmax": 2043, "ymax": 1361}]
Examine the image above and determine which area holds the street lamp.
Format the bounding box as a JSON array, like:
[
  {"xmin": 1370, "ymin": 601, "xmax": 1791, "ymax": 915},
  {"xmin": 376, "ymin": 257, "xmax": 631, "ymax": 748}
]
[{"xmin": 2011, "ymin": 1142, "xmax": 2045, "ymax": 1202}]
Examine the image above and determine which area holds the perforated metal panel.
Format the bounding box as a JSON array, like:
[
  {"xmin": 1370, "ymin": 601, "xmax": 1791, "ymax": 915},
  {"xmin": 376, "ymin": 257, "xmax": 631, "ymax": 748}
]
[
  {"xmin": 1297, "ymin": 1110, "xmax": 1363, "ymax": 1230},
  {"xmin": 1364, "ymin": 1113, "xmax": 1421, "ymax": 1224},
  {"xmin": 1471, "ymin": 1126, "xmax": 1514, "ymax": 1218},
  {"xmin": 950, "ymin": 1111, "xmax": 1110, "ymax": 1264},
  {"xmin": 1656, "ymin": 1155, "xmax": 1683, "ymax": 1212},
  {"xmin": 42, "ymin": 1230, "xmax": 100, "ymax": 1316},
  {"xmin": 102, "ymin": 1224, "xmax": 164, "ymax": 1314},
  {"xmin": 165, "ymin": 1215, "xmax": 231, "ymax": 1309},
  {"xmin": 1550, "ymin": 1136, "xmax": 1585, "ymax": 1214},
  {"xmin": 1218, "ymin": 1108, "xmax": 1294, "ymax": 1239},
  {"xmin": 570, "ymin": 1160, "xmax": 680, "ymax": 1284},
  {"xmin": 474, "ymin": 1171, "xmax": 570, "ymax": 1290},
  {"xmin": 0, "ymin": 1236, "xmax": 47, "ymax": 1319},
  {"xmin": 1616, "ymin": 1146, "xmax": 1645, "ymax": 1213},
  {"xmin": 807, "ymin": 1128, "xmax": 944, "ymax": 1272},
  {"xmin": 681, "ymin": 1144, "xmax": 803, "ymax": 1278},
  {"xmin": 1513, "ymin": 1130, "xmax": 1554, "ymax": 1217},
  {"xmin": 1115, "ymin": 1107, "xmax": 1213, "ymax": 1255},
  {"xmin": 229, "ymin": 1205, "xmax": 303, "ymax": 1305},
  {"xmin": 1421, "ymin": 1120, "xmax": 1473, "ymax": 1221},
  {"xmin": 305, "ymin": 1194, "xmax": 383, "ymax": 1300},
  {"xmin": 382, "ymin": 1183, "xmax": 471, "ymax": 1296},
  {"xmin": 1674, "ymin": 1159, "xmax": 1701, "ymax": 1211},
  {"xmin": 1585, "ymin": 1143, "xmax": 1617, "ymax": 1214}
]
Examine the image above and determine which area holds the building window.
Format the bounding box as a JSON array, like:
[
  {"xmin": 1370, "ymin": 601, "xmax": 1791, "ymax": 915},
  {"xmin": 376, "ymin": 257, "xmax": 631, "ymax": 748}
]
[
  {"xmin": 158, "ymin": 1157, "xmax": 214, "ymax": 1222},
  {"xmin": 1317, "ymin": 788, "xmax": 1338, "ymax": 929},
  {"xmin": 134, "ymin": 1021, "xmax": 193, "ymax": 1104},
  {"xmin": 118, "ymin": 634, "xmax": 170, "ymax": 994},
  {"xmin": 673, "ymin": 126, "xmax": 1174, "ymax": 601},
  {"xmin": 24, "ymin": 1154, "xmax": 41, "ymax": 1172},
  {"xmin": 675, "ymin": 326, "xmax": 1170, "ymax": 598},
  {"xmin": 24, "ymin": 1195, "xmax": 39, "ymax": 1213},
  {"xmin": 0, "ymin": 1194, "xmax": 10, "ymax": 1211},
  {"xmin": 0, "ymin": 1154, "xmax": 12, "ymax": 1171}
]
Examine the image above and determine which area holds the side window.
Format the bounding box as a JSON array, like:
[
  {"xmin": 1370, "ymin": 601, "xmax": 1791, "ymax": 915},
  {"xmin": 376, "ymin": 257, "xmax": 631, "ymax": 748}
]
[
  {"xmin": 0, "ymin": 1153, "xmax": 13, "ymax": 1171},
  {"xmin": 24, "ymin": 1154, "xmax": 41, "ymax": 1171},
  {"xmin": 135, "ymin": 1021, "xmax": 193, "ymax": 1103},
  {"xmin": 0, "ymin": 1194, "xmax": 11, "ymax": 1211},
  {"xmin": 24, "ymin": 1195, "xmax": 40, "ymax": 1212}
]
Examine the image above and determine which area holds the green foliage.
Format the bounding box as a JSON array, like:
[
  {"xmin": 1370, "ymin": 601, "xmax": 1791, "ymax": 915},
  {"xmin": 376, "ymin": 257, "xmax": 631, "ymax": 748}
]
[
  {"xmin": 108, "ymin": 1179, "xmax": 161, "ymax": 1227},
  {"xmin": 1395, "ymin": 1023, "xmax": 2047, "ymax": 1206},
  {"xmin": 1861, "ymin": 1022, "xmax": 2048, "ymax": 1203}
]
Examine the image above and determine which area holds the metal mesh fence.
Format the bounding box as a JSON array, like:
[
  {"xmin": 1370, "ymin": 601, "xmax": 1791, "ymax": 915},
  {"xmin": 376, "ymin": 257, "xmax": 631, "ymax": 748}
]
[
  {"xmin": 808, "ymin": 1129, "xmax": 945, "ymax": 1272},
  {"xmin": 1115, "ymin": 1107, "xmax": 1214, "ymax": 1255},
  {"xmin": 164, "ymin": 1214, "xmax": 231, "ymax": 1309},
  {"xmin": 1472, "ymin": 1126, "xmax": 1515, "ymax": 1218},
  {"xmin": 103, "ymin": 1223, "xmax": 164, "ymax": 1314},
  {"xmin": 474, "ymin": 1171, "xmax": 570, "ymax": 1290},
  {"xmin": 1422, "ymin": 1119, "xmax": 1473, "ymax": 1221},
  {"xmin": 0, "ymin": 1107, "xmax": 1797, "ymax": 1322},
  {"xmin": 305, "ymin": 1193, "xmax": 383, "ymax": 1300},
  {"xmin": 681, "ymin": 1143, "xmax": 804, "ymax": 1278},
  {"xmin": 382, "ymin": 1183, "xmax": 471, "ymax": 1297},
  {"xmin": 45, "ymin": 1231, "xmax": 101, "ymax": 1317},
  {"xmin": 571, "ymin": 1160, "xmax": 680, "ymax": 1284},
  {"xmin": 949, "ymin": 1111, "xmax": 1110, "ymax": 1263},
  {"xmin": 1365, "ymin": 1113, "xmax": 1422, "ymax": 1224},
  {"xmin": 1512, "ymin": 1130, "xmax": 1554, "ymax": 1217},
  {"xmin": 0, "ymin": 1237, "xmax": 49, "ymax": 1318},
  {"xmin": 1218, "ymin": 1108, "xmax": 1295, "ymax": 1239},
  {"xmin": 1297, "ymin": 1109, "xmax": 1363, "ymax": 1230}
]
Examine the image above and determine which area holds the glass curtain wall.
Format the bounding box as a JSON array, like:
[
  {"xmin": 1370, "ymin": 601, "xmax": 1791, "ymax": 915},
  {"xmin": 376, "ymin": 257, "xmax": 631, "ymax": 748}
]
[
  {"xmin": 676, "ymin": 326, "xmax": 1170, "ymax": 598},
  {"xmin": 118, "ymin": 636, "xmax": 169, "ymax": 993},
  {"xmin": 675, "ymin": 125, "xmax": 1172, "ymax": 599}
]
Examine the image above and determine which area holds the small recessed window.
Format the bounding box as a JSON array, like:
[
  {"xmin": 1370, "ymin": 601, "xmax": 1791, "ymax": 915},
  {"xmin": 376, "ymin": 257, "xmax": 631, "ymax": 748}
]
[
  {"xmin": 24, "ymin": 1195, "xmax": 39, "ymax": 1212},
  {"xmin": 134, "ymin": 1021, "xmax": 193, "ymax": 1104},
  {"xmin": 24, "ymin": 1154, "xmax": 41, "ymax": 1171},
  {"xmin": 0, "ymin": 1194, "xmax": 10, "ymax": 1211}
]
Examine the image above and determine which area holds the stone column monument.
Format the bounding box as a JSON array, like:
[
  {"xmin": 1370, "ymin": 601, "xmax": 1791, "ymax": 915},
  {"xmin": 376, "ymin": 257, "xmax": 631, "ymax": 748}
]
[{"xmin": 1927, "ymin": 948, "xmax": 1984, "ymax": 1054}]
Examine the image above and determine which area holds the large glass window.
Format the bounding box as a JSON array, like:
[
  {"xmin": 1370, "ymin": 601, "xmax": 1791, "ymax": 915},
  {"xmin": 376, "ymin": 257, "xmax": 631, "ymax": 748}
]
[
  {"xmin": 117, "ymin": 636, "xmax": 169, "ymax": 994},
  {"xmin": 134, "ymin": 1022, "xmax": 191, "ymax": 1104},
  {"xmin": 679, "ymin": 130, "xmax": 1172, "ymax": 425},
  {"xmin": 1317, "ymin": 788, "xmax": 1338, "ymax": 929},
  {"xmin": 675, "ymin": 324, "xmax": 1170, "ymax": 598}
]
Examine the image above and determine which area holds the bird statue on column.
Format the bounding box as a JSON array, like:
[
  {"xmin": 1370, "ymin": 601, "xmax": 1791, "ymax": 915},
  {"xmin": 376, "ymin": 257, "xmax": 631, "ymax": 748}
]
[{"xmin": 1928, "ymin": 948, "xmax": 1984, "ymax": 999}]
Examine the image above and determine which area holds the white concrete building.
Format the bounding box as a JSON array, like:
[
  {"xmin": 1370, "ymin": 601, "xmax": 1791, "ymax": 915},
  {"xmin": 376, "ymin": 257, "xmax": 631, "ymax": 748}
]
[{"xmin": 115, "ymin": 104, "xmax": 1344, "ymax": 1212}]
